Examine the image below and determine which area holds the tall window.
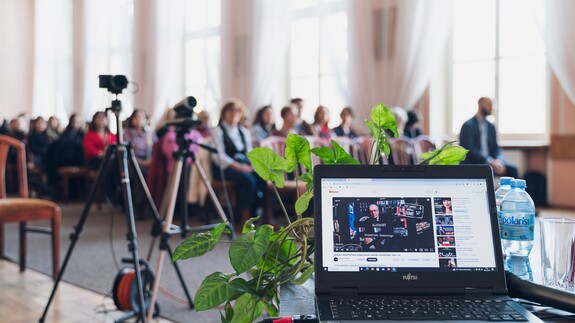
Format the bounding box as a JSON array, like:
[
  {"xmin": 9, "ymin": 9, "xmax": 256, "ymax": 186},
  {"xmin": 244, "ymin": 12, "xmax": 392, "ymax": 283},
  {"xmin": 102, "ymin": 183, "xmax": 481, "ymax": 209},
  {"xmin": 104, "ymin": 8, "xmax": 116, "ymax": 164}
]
[
  {"xmin": 184, "ymin": 0, "xmax": 221, "ymax": 120},
  {"xmin": 290, "ymin": 0, "xmax": 347, "ymax": 124},
  {"xmin": 451, "ymin": 0, "xmax": 546, "ymax": 140}
]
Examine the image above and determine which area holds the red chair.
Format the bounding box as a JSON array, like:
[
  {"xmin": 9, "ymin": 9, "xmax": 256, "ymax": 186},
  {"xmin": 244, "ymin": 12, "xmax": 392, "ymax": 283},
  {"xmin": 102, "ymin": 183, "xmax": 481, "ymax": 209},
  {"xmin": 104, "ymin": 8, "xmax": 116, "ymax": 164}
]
[{"xmin": 0, "ymin": 135, "xmax": 61, "ymax": 278}]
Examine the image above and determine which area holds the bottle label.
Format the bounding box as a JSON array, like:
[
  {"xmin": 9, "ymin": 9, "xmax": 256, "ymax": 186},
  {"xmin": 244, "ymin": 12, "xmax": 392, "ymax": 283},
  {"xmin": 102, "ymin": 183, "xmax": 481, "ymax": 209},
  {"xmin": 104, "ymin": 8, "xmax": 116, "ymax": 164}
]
[{"xmin": 500, "ymin": 212, "xmax": 534, "ymax": 241}]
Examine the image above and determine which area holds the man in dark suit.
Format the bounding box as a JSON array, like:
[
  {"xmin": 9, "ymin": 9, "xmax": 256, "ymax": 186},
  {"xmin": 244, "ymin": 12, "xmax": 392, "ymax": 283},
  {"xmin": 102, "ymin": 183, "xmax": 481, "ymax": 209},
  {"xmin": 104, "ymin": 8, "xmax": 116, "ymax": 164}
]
[{"xmin": 459, "ymin": 97, "xmax": 518, "ymax": 178}]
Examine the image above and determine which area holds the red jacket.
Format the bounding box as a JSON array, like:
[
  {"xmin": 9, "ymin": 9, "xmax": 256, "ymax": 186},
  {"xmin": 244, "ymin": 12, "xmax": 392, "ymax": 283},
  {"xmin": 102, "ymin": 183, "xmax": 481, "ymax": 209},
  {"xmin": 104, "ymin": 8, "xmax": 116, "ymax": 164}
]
[{"xmin": 83, "ymin": 130, "xmax": 117, "ymax": 162}]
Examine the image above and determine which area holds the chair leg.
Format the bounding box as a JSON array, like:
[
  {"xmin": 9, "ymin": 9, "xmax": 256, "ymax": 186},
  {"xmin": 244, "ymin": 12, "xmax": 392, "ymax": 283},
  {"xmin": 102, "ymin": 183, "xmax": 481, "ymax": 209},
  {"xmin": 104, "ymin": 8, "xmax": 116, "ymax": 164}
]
[
  {"xmin": 52, "ymin": 209, "xmax": 61, "ymax": 279},
  {"xmin": 19, "ymin": 222, "xmax": 27, "ymax": 273},
  {"xmin": 0, "ymin": 223, "xmax": 4, "ymax": 258}
]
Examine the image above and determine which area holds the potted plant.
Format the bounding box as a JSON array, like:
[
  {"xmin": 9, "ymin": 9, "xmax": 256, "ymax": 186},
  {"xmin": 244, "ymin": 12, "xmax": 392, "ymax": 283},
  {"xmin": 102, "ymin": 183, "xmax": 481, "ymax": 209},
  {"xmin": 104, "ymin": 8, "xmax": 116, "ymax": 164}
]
[{"xmin": 172, "ymin": 103, "xmax": 468, "ymax": 322}]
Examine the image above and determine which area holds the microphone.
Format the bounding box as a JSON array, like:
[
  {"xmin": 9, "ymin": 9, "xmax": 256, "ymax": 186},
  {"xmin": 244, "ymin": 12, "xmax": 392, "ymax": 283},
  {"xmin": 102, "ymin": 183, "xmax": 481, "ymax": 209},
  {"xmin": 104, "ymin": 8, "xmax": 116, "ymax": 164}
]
[{"xmin": 506, "ymin": 271, "xmax": 575, "ymax": 313}]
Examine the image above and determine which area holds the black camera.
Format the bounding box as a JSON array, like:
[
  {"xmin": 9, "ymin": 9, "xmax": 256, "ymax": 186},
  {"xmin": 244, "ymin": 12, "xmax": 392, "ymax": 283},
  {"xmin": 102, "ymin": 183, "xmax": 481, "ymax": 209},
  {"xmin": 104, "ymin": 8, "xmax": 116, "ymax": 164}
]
[
  {"xmin": 173, "ymin": 96, "xmax": 197, "ymax": 119},
  {"xmin": 99, "ymin": 75, "xmax": 128, "ymax": 94}
]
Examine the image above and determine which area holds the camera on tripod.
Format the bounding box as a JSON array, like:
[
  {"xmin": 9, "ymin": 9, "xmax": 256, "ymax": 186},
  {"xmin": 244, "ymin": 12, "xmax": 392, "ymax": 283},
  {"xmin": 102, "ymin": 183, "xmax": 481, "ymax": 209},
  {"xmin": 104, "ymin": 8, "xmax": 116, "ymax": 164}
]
[
  {"xmin": 168, "ymin": 96, "xmax": 202, "ymax": 129},
  {"xmin": 99, "ymin": 74, "xmax": 128, "ymax": 95}
]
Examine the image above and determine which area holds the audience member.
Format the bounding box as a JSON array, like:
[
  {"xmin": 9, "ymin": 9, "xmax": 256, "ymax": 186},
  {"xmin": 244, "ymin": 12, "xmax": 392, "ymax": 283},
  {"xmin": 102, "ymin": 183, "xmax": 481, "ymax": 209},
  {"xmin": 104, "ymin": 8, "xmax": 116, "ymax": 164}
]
[
  {"xmin": 273, "ymin": 105, "xmax": 297, "ymax": 137},
  {"xmin": 404, "ymin": 110, "xmax": 422, "ymax": 138},
  {"xmin": 155, "ymin": 108, "xmax": 177, "ymax": 139},
  {"xmin": 311, "ymin": 105, "xmax": 332, "ymax": 140},
  {"xmin": 390, "ymin": 106, "xmax": 408, "ymax": 137},
  {"xmin": 333, "ymin": 107, "xmax": 358, "ymax": 139},
  {"xmin": 46, "ymin": 116, "xmax": 61, "ymax": 142},
  {"xmin": 211, "ymin": 99, "xmax": 265, "ymax": 226},
  {"xmin": 291, "ymin": 98, "xmax": 313, "ymax": 135},
  {"xmin": 459, "ymin": 97, "xmax": 518, "ymax": 178},
  {"xmin": 8, "ymin": 115, "xmax": 28, "ymax": 142},
  {"xmin": 28, "ymin": 117, "xmax": 49, "ymax": 168},
  {"xmin": 83, "ymin": 111, "xmax": 117, "ymax": 170},
  {"xmin": 123, "ymin": 109, "xmax": 156, "ymax": 172},
  {"xmin": 251, "ymin": 105, "xmax": 276, "ymax": 143},
  {"xmin": 196, "ymin": 110, "xmax": 212, "ymax": 139}
]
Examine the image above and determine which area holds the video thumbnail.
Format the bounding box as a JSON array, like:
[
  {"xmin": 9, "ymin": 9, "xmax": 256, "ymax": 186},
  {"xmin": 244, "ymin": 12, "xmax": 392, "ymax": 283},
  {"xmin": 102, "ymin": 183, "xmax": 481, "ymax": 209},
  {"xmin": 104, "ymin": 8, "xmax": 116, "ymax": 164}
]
[
  {"xmin": 438, "ymin": 247, "xmax": 457, "ymax": 258},
  {"xmin": 434, "ymin": 197, "xmax": 453, "ymax": 215},
  {"xmin": 437, "ymin": 236, "xmax": 456, "ymax": 247},
  {"xmin": 332, "ymin": 197, "xmax": 434, "ymax": 252},
  {"xmin": 439, "ymin": 258, "xmax": 457, "ymax": 268},
  {"xmin": 436, "ymin": 226, "xmax": 454, "ymax": 236}
]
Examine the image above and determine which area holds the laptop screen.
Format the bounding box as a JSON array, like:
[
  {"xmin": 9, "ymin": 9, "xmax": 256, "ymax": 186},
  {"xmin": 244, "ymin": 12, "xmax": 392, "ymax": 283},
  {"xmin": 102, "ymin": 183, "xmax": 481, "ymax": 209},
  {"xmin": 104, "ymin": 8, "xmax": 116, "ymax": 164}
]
[{"xmin": 320, "ymin": 177, "xmax": 497, "ymax": 273}]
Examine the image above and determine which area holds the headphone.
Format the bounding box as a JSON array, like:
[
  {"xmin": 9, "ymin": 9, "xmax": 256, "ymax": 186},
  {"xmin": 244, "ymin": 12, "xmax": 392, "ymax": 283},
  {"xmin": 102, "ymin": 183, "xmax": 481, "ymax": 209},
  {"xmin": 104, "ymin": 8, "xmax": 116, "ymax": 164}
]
[{"xmin": 112, "ymin": 260, "xmax": 156, "ymax": 314}]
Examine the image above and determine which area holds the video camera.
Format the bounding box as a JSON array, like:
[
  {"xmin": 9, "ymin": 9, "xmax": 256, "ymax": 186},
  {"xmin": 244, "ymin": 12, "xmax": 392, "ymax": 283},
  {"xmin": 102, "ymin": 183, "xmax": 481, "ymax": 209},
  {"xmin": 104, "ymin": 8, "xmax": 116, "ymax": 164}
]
[
  {"xmin": 99, "ymin": 75, "xmax": 128, "ymax": 95},
  {"xmin": 167, "ymin": 96, "xmax": 202, "ymax": 129}
]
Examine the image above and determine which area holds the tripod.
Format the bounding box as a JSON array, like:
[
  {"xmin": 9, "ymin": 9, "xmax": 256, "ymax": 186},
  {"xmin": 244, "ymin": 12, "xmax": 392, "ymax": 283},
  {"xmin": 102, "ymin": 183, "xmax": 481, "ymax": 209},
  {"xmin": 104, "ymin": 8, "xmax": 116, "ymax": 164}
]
[
  {"xmin": 146, "ymin": 121, "xmax": 236, "ymax": 322},
  {"xmin": 40, "ymin": 99, "xmax": 150, "ymax": 322}
]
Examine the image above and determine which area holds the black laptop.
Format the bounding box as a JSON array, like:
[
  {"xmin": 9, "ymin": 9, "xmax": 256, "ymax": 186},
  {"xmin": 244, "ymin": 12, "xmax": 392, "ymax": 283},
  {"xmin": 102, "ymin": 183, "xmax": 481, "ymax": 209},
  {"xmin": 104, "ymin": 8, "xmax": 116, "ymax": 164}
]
[{"xmin": 313, "ymin": 165, "xmax": 542, "ymax": 322}]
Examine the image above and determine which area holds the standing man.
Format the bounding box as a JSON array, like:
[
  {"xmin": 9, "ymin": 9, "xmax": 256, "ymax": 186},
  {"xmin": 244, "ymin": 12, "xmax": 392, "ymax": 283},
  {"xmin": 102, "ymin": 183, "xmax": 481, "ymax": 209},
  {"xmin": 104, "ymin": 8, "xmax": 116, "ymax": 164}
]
[{"xmin": 459, "ymin": 97, "xmax": 519, "ymax": 178}]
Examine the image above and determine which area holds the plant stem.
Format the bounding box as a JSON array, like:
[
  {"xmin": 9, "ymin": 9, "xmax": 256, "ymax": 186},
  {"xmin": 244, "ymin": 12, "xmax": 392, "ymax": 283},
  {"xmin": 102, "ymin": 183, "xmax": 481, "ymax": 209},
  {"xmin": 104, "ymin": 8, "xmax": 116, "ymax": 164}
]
[{"xmin": 273, "ymin": 186, "xmax": 291, "ymax": 225}]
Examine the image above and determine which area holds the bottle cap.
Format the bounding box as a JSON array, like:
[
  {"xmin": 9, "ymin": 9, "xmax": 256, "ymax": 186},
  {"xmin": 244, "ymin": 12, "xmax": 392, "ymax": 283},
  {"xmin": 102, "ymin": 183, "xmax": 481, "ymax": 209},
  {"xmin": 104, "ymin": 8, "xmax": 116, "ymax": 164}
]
[
  {"xmin": 510, "ymin": 179, "xmax": 526, "ymax": 189},
  {"xmin": 500, "ymin": 177, "xmax": 514, "ymax": 185}
]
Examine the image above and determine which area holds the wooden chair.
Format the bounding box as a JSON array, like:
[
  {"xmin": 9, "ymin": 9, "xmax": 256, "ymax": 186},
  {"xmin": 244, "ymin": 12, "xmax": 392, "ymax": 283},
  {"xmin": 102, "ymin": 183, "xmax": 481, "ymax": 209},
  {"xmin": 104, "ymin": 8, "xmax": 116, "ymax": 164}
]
[
  {"xmin": 0, "ymin": 135, "xmax": 61, "ymax": 278},
  {"xmin": 412, "ymin": 135, "xmax": 437, "ymax": 164},
  {"xmin": 390, "ymin": 136, "xmax": 415, "ymax": 165},
  {"xmin": 355, "ymin": 136, "xmax": 390, "ymax": 165}
]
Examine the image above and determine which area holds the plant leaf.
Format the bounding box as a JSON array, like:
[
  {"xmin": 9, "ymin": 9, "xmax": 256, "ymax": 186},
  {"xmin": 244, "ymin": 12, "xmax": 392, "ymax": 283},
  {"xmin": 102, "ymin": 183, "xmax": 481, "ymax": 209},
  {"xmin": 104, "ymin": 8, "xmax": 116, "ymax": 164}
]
[
  {"xmin": 248, "ymin": 147, "xmax": 290, "ymax": 188},
  {"xmin": 295, "ymin": 191, "xmax": 313, "ymax": 215},
  {"xmin": 331, "ymin": 140, "xmax": 360, "ymax": 165},
  {"xmin": 264, "ymin": 302, "xmax": 279, "ymax": 318},
  {"xmin": 229, "ymin": 277, "xmax": 255, "ymax": 294},
  {"xmin": 231, "ymin": 293, "xmax": 265, "ymax": 323},
  {"xmin": 229, "ymin": 225, "xmax": 273, "ymax": 273},
  {"xmin": 311, "ymin": 146, "xmax": 334, "ymax": 164},
  {"xmin": 428, "ymin": 145, "xmax": 468, "ymax": 165},
  {"xmin": 296, "ymin": 172, "xmax": 314, "ymax": 192},
  {"xmin": 195, "ymin": 272, "xmax": 243, "ymax": 311},
  {"xmin": 172, "ymin": 222, "xmax": 228, "ymax": 262},
  {"xmin": 364, "ymin": 119, "xmax": 379, "ymax": 138},
  {"xmin": 285, "ymin": 134, "xmax": 312, "ymax": 171},
  {"xmin": 370, "ymin": 103, "xmax": 398, "ymax": 137},
  {"xmin": 224, "ymin": 302, "xmax": 234, "ymax": 322},
  {"xmin": 242, "ymin": 216, "xmax": 260, "ymax": 234},
  {"xmin": 293, "ymin": 264, "xmax": 314, "ymax": 285}
]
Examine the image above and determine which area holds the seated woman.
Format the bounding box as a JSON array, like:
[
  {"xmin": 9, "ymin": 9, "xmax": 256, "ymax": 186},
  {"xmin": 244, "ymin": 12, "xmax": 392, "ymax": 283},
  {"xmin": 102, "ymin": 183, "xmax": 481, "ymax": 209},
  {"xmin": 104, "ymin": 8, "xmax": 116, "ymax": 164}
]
[
  {"xmin": 332, "ymin": 107, "xmax": 359, "ymax": 139},
  {"xmin": 212, "ymin": 99, "xmax": 265, "ymax": 226},
  {"xmin": 83, "ymin": 111, "xmax": 117, "ymax": 170},
  {"xmin": 273, "ymin": 105, "xmax": 297, "ymax": 137},
  {"xmin": 251, "ymin": 105, "xmax": 276, "ymax": 144},
  {"xmin": 123, "ymin": 109, "xmax": 156, "ymax": 174},
  {"xmin": 311, "ymin": 105, "xmax": 332, "ymax": 140}
]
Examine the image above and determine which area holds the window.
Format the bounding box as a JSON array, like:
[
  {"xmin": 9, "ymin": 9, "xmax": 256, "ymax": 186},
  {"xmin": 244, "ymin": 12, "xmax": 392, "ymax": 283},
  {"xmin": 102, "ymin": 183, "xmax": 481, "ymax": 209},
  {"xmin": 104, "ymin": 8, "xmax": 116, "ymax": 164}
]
[
  {"xmin": 451, "ymin": 0, "xmax": 546, "ymax": 140},
  {"xmin": 184, "ymin": 0, "xmax": 221, "ymax": 121},
  {"xmin": 290, "ymin": 0, "xmax": 347, "ymax": 125}
]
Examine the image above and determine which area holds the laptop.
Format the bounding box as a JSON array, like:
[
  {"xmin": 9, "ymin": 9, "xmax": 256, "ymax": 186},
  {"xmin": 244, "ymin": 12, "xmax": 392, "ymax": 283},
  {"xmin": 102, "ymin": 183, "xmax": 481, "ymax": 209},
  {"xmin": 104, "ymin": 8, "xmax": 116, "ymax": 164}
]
[{"xmin": 313, "ymin": 165, "xmax": 542, "ymax": 322}]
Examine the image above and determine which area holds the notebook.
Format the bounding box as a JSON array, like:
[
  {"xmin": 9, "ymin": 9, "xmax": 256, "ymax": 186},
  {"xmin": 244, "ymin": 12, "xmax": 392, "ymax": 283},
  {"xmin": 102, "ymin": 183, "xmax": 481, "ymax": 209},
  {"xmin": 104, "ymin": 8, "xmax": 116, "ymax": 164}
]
[{"xmin": 313, "ymin": 165, "xmax": 542, "ymax": 322}]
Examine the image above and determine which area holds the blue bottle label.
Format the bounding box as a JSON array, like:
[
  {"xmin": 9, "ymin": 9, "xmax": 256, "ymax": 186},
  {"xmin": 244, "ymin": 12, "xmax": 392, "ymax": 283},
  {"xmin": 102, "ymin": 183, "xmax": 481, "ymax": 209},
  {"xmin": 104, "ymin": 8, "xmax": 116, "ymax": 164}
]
[{"xmin": 500, "ymin": 212, "xmax": 534, "ymax": 241}]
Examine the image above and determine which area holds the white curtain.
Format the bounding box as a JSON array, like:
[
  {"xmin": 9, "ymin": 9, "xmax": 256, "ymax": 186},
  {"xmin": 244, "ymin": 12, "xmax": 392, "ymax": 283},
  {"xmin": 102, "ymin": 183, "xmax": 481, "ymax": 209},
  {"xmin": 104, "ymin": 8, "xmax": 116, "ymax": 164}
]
[
  {"xmin": 133, "ymin": 0, "xmax": 185, "ymax": 123},
  {"xmin": 221, "ymin": 0, "xmax": 291, "ymax": 118},
  {"xmin": 545, "ymin": 0, "xmax": 575, "ymax": 105},
  {"xmin": 80, "ymin": 0, "xmax": 134, "ymax": 119},
  {"xmin": 0, "ymin": 0, "xmax": 35, "ymax": 118},
  {"xmin": 348, "ymin": 0, "xmax": 453, "ymax": 125},
  {"xmin": 32, "ymin": 0, "xmax": 73, "ymax": 120}
]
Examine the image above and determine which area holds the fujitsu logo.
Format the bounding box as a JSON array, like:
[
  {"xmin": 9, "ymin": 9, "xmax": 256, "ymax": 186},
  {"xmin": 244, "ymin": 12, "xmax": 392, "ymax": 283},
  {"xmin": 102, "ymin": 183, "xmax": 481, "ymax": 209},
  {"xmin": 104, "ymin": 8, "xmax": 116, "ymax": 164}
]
[{"xmin": 402, "ymin": 273, "xmax": 418, "ymax": 281}]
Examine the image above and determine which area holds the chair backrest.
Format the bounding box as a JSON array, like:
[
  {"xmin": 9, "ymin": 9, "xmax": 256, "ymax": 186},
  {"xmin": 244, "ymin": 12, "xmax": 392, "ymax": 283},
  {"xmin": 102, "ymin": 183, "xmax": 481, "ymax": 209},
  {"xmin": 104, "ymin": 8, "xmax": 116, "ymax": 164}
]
[
  {"xmin": 259, "ymin": 136, "xmax": 287, "ymax": 157},
  {"xmin": 355, "ymin": 136, "xmax": 390, "ymax": 165},
  {"xmin": 412, "ymin": 135, "xmax": 437, "ymax": 164},
  {"xmin": 0, "ymin": 135, "xmax": 28, "ymax": 198},
  {"xmin": 332, "ymin": 136, "xmax": 361, "ymax": 162},
  {"xmin": 390, "ymin": 136, "xmax": 415, "ymax": 165}
]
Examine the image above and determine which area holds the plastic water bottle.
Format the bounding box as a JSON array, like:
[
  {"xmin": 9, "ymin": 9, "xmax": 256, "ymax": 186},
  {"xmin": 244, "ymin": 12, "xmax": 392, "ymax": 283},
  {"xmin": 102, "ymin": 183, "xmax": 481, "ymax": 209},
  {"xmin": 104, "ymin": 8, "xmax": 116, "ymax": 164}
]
[
  {"xmin": 500, "ymin": 179, "xmax": 535, "ymax": 281},
  {"xmin": 495, "ymin": 177, "xmax": 514, "ymax": 234}
]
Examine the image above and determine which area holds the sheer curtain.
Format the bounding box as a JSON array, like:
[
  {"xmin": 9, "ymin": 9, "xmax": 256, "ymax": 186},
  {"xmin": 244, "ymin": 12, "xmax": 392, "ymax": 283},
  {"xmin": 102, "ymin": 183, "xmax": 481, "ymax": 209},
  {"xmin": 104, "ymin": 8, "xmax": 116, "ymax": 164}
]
[
  {"xmin": 221, "ymin": 0, "xmax": 291, "ymax": 118},
  {"xmin": 134, "ymin": 0, "xmax": 185, "ymax": 122},
  {"xmin": 545, "ymin": 0, "xmax": 575, "ymax": 105},
  {"xmin": 0, "ymin": 0, "xmax": 34, "ymax": 118},
  {"xmin": 348, "ymin": 0, "xmax": 453, "ymax": 124},
  {"xmin": 32, "ymin": 0, "xmax": 73, "ymax": 120},
  {"xmin": 80, "ymin": 0, "xmax": 134, "ymax": 119}
]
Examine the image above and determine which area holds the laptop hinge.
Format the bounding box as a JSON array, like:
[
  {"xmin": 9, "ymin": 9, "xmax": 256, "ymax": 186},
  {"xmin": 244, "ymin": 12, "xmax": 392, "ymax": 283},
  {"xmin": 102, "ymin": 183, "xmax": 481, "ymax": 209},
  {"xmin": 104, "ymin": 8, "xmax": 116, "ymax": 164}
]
[
  {"xmin": 328, "ymin": 287, "xmax": 360, "ymax": 295},
  {"xmin": 464, "ymin": 287, "xmax": 495, "ymax": 296}
]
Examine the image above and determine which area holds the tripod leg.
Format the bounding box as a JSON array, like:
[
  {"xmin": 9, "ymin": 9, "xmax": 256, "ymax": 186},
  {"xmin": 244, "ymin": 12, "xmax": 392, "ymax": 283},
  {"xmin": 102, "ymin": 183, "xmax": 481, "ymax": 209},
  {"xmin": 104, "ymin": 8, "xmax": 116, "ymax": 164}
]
[
  {"xmin": 147, "ymin": 159, "xmax": 184, "ymax": 322},
  {"xmin": 166, "ymin": 242, "xmax": 194, "ymax": 308},
  {"xmin": 40, "ymin": 146, "xmax": 115, "ymax": 323},
  {"xmin": 194, "ymin": 158, "xmax": 236, "ymax": 239},
  {"xmin": 115, "ymin": 144, "xmax": 147, "ymax": 323},
  {"xmin": 179, "ymin": 163, "xmax": 190, "ymax": 238}
]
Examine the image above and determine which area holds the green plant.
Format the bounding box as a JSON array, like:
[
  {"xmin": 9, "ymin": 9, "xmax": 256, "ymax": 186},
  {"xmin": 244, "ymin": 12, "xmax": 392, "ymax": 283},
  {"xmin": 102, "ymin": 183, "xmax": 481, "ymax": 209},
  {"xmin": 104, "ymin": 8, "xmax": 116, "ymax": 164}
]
[{"xmin": 172, "ymin": 103, "xmax": 468, "ymax": 323}]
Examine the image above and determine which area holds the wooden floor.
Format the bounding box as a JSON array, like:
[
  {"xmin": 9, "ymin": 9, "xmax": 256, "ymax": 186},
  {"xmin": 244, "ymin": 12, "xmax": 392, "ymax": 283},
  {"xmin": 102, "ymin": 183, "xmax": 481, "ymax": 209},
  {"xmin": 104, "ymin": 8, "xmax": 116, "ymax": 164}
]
[{"xmin": 0, "ymin": 260, "xmax": 172, "ymax": 323}]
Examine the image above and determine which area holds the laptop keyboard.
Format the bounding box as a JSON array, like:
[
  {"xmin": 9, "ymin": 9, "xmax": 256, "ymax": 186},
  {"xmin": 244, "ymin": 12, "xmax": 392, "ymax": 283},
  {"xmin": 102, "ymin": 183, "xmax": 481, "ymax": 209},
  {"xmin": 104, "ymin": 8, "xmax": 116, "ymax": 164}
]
[{"xmin": 327, "ymin": 296, "xmax": 528, "ymax": 321}]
